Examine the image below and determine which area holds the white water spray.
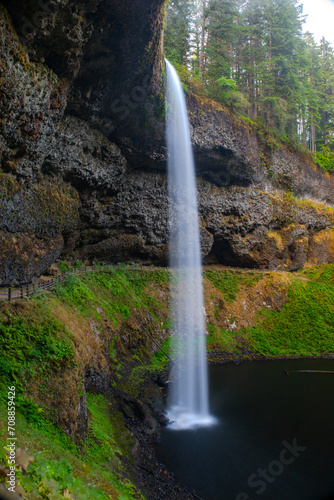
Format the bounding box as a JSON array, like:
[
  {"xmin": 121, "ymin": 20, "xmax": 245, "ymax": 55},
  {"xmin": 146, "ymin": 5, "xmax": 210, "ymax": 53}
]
[{"xmin": 165, "ymin": 59, "xmax": 216, "ymax": 430}]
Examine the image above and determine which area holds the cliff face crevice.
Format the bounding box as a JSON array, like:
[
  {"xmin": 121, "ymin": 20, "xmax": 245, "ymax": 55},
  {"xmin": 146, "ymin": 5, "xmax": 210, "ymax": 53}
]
[
  {"xmin": 64, "ymin": 171, "xmax": 334, "ymax": 272},
  {"xmin": 187, "ymin": 94, "xmax": 334, "ymax": 206},
  {"xmin": 0, "ymin": 1, "xmax": 334, "ymax": 284}
]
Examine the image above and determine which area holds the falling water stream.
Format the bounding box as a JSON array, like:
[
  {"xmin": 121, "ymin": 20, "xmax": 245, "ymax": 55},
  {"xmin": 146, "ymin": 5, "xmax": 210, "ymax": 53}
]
[
  {"xmin": 165, "ymin": 59, "xmax": 215, "ymax": 430},
  {"xmin": 163, "ymin": 60, "xmax": 334, "ymax": 499}
]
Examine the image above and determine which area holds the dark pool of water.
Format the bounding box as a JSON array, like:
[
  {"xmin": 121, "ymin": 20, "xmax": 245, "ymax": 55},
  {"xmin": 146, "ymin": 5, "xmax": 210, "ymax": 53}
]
[{"xmin": 157, "ymin": 359, "xmax": 334, "ymax": 500}]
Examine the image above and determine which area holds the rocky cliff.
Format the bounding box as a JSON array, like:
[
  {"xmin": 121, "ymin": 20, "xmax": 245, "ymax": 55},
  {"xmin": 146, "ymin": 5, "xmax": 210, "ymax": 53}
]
[{"xmin": 0, "ymin": 0, "xmax": 334, "ymax": 285}]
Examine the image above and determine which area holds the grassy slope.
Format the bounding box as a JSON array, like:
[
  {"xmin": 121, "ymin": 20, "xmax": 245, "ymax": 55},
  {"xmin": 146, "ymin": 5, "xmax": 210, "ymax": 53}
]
[
  {"xmin": 0, "ymin": 395, "xmax": 139, "ymax": 500},
  {"xmin": 0, "ymin": 267, "xmax": 170, "ymax": 500},
  {"xmin": 0, "ymin": 264, "xmax": 334, "ymax": 498},
  {"xmin": 205, "ymin": 265, "xmax": 334, "ymax": 358}
]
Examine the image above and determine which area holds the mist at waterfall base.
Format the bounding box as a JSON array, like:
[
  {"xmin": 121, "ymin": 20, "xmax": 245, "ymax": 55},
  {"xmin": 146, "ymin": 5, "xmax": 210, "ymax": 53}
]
[
  {"xmin": 165, "ymin": 59, "xmax": 215, "ymax": 430},
  {"xmin": 157, "ymin": 360, "xmax": 334, "ymax": 500}
]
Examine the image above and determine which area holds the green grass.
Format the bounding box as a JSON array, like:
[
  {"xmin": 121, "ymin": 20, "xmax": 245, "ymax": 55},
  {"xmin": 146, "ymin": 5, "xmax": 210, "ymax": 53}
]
[
  {"xmin": 248, "ymin": 275, "xmax": 334, "ymax": 356},
  {"xmin": 150, "ymin": 337, "xmax": 175, "ymax": 371},
  {"xmin": 205, "ymin": 269, "xmax": 263, "ymax": 302},
  {"xmin": 85, "ymin": 394, "xmax": 123, "ymax": 462},
  {"xmin": 0, "ymin": 393, "xmax": 143, "ymax": 499},
  {"xmin": 1, "ymin": 263, "xmax": 334, "ymax": 499},
  {"xmin": 0, "ymin": 267, "xmax": 171, "ymax": 499},
  {"xmin": 0, "ymin": 267, "xmax": 170, "ymax": 400},
  {"xmin": 126, "ymin": 337, "xmax": 177, "ymax": 397},
  {"xmin": 54, "ymin": 268, "xmax": 168, "ymax": 327},
  {"xmin": 206, "ymin": 323, "xmax": 239, "ymax": 353},
  {"xmin": 203, "ymin": 265, "xmax": 334, "ymax": 358},
  {"xmin": 83, "ymin": 394, "xmax": 140, "ymax": 499},
  {"xmin": 0, "ymin": 302, "xmax": 74, "ymax": 391},
  {"xmin": 297, "ymin": 263, "xmax": 334, "ymax": 284}
]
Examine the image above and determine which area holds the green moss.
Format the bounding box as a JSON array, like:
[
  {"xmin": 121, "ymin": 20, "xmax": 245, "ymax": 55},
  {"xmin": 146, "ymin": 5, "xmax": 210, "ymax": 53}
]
[
  {"xmin": 0, "ymin": 173, "xmax": 20, "ymax": 196},
  {"xmin": 54, "ymin": 268, "xmax": 169, "ymax": 327},
  {"xmin": 0, "ymin": 302, "xmax": 74, "ymax": 392},
  {"xmin": 86, "ymin": 393, "xmax": 122, "ymax": 462},
  {"xmin": 206, "ymin": 323, "xmax": 239, "ymax": 353},
  {"xmin": 205, "ymin": 269, "xmax": 263, "ymax": 302},
  {"xmin": 269, "ymin": 191, "xmax": 334, "ymax": 229},
  {"xmin": 0, "ymin": 267, "xmax": 172, "ymax": 499},
  {"xmin": 0, "ymin": 395, "xmax": 143, "ymax": 499},
  {"xmin": 31, "ymin": 181, "xmax": 79, "ymax": 228},
  {"xmin": 297, "ymin": 264, "xmax": 334, "ymax": 284},
  {"xmin": 1, "ymin": 263, "xmax": 333, "ymax": 499},
  {"xmin": 0, "ymin": 175, "xmax": 79, "ymax": 233},
  {"xmin": 247, "ymin": 270, "xmax": 334, "ymax": 356}
]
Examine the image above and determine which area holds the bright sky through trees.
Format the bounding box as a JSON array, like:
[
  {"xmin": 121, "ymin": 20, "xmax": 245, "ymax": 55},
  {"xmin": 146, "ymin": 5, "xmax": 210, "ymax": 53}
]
[
  {"xmin": 302, "ymin": 0, "xmax": 334, "ymax": 47},
  {"xmin": 164, "ymin": 0, "xmax": 334, "ymax": 168}
]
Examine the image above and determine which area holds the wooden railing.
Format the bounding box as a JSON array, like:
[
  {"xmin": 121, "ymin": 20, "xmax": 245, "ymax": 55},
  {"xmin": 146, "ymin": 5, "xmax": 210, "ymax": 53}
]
[
  {"xmin": 0, "ymin": 264, "xmax": 142, "ymax": 302},
  {"xmin": 0, "ymin": 264, "xmax": 325, "ymax": 303},
  {"xmin": 0, "ymin": 263, "xmax": 179, "ymax": 366}
]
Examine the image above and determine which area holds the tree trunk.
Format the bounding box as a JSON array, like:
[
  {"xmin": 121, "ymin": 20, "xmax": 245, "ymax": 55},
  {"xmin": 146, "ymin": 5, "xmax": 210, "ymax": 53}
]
[
  {"xmin": 199, "ymin": 0, "xmax": 207, "ymax": 76},
  {"xmin": 310, "ymin": 122, "xmax": 316, "ymax": 152}
]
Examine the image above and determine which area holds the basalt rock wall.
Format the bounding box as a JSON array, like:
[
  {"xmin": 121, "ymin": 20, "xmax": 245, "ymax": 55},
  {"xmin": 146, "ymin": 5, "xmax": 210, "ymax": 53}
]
[{"xmin": 0, "ymin": 1, "xmax": 334, "ymax": 285}]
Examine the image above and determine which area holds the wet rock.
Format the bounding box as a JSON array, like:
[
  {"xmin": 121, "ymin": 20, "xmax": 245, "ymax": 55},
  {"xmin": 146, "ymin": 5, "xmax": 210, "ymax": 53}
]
[
  {"xmin": 0, "ymin": 175, "xmax": 79, "ymax": 284},
  {"xmin": 76, "ymin": 392, "xmax": 88, "ymax": 442},
  {"xmin": 43, "ymin": 115, "xmax": 127, "ymax": 191},
  {"xmin": 269, "ymin": 147, "xmax": 334, "ymax": 206},
  {"xmin": 45, "ymin": 263, "xmax": 60, "ymax": 276},
  {"xmin": 199, "ymin": 185, "xmax": 334, "ymax": 270},
  {"xmin": 188, "ymin": 93, "xmax": 262, "ymax": 186},
  {"xmin": 307, "ymin": 228, "xmax": 334, "ymax": 266},
  {"xmin": 0, "ymin": 231, "xmax": 64, "ymax": 285},
  {"xmin": 0, "ymin": 1, "xmax": 334, "ymax": 285},
  {"xmin": 85, "ymin": 367, "xmax": 110, "ymax": 394}
]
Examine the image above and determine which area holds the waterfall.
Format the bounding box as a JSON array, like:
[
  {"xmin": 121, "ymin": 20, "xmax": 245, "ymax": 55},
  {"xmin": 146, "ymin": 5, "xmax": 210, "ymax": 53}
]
[{"xmin": 165, "ymin": 59, "xmax": 215, "ymax": 430}]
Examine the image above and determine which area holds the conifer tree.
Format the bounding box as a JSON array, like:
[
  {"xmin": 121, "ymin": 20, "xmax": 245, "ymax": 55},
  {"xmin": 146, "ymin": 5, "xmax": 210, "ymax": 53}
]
[
  {"xmin": 163, "ymin": 0, "xmax": 334, "ymax": 154},
  {"xmin": 164, "ymin": 0, "xmax": 194, "ymax": 66}
]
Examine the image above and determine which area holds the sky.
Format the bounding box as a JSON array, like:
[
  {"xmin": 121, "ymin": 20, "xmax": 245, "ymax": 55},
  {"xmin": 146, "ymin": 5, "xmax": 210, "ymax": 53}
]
[{"xmin": 301, "ymin": 0, "xmax": 334, "ymax": 47}]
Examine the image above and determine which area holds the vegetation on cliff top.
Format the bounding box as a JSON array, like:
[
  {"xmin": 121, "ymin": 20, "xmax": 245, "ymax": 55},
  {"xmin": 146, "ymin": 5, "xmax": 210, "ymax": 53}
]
[{"xmin": 164, "ymin": 0, "xmax": 334, "ymax": 164}]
